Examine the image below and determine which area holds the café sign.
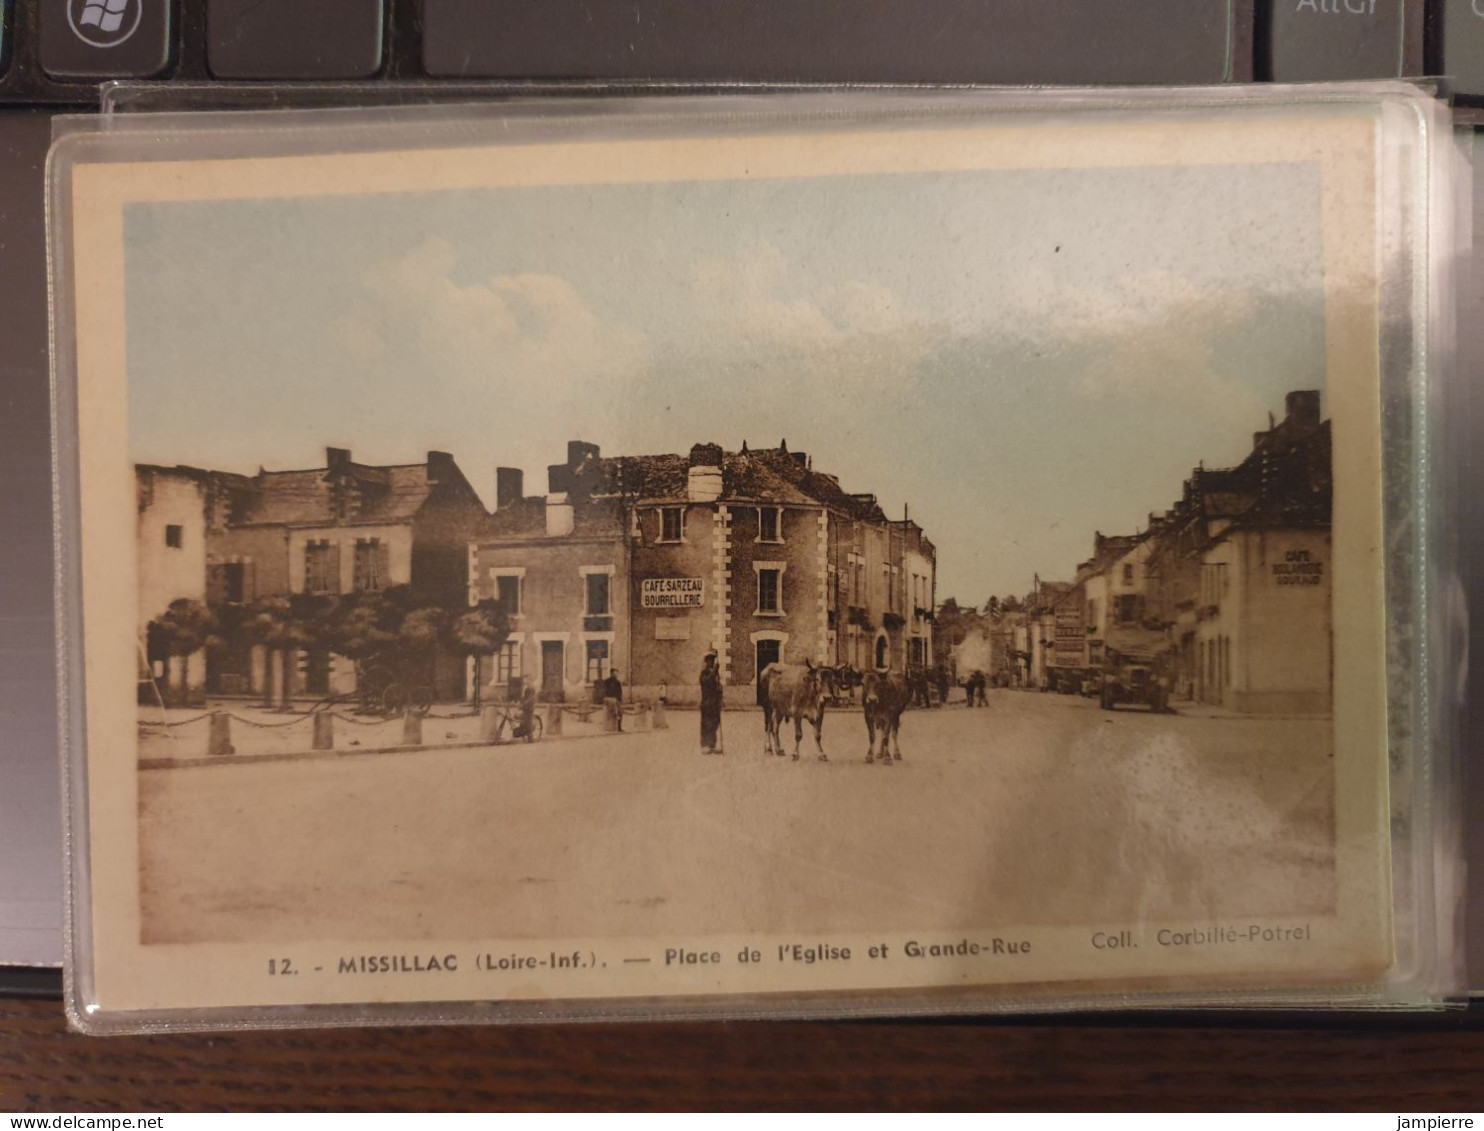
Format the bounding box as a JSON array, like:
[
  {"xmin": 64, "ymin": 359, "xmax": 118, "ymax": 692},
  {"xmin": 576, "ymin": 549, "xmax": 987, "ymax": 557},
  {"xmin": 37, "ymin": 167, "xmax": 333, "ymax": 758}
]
[{"xmin": 641, "ymin": 577, "xmax": 705, "ymax": 609}]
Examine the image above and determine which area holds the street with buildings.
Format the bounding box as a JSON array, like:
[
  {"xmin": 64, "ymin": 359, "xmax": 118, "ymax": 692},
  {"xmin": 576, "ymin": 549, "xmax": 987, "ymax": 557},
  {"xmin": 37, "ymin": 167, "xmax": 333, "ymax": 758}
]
[
  {"xmin": 134, "ymin": 394, "xmax": 1340, "ymax": 946},
  {"xmin": 138, "ymin": 690, "xmax": 1334, "ymax": 946},
  {"xmin": 941, "ymin": 390, "xmax": 1333, "ymax": 718},
  {"xmin": 136, "ymin": 438, "xmax": 935, "ymax": 714}
]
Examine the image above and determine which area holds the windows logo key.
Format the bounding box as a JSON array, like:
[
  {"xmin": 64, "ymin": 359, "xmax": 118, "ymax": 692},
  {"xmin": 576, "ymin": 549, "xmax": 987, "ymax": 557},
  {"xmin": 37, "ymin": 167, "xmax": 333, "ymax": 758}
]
[{"xmin": 69, "ymin": 0, "xmax": 142, "ymax": 47}]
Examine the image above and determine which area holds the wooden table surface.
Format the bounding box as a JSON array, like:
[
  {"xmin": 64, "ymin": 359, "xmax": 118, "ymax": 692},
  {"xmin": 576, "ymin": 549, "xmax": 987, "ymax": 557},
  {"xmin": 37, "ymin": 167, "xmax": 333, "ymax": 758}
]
[{"xmin": 4, "ymin": 994, "xmax": 1484, "ymax": 1111}]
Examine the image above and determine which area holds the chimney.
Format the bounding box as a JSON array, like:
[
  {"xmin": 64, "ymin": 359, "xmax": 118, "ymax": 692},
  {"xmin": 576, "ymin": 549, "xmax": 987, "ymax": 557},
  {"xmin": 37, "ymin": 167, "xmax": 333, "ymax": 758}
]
[
  {"xmin": 496, "ymin": 467, "xmax": 524, "ymax": 511},
  {"xmin": 567, "ymin": 440, "xmax": 600, "ymax": 469},
  {"xmin": 326, "ymin": 447, "xmax": 352, "ymax": 474},
  {"xmin": 1285, "ymin": 390, "xmax": 1321, "ymax": 428},
  {"xmin": 426, "ymin": 451, "xmax": 455, "ymax": 484},
  {"xmin": 546, "ymin": 492, "xmax": 574, "ymax": 536},
  {"xmin": 687, "ymin": 442, "xmax": 723, "ymax": 502}
]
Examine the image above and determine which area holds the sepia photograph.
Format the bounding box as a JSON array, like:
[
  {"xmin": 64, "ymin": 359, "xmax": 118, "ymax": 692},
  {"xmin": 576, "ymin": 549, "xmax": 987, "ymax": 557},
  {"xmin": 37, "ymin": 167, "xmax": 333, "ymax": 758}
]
[{"xmin": 62, "ymin": 101, "xmax": 1393, "ymax": 1016}]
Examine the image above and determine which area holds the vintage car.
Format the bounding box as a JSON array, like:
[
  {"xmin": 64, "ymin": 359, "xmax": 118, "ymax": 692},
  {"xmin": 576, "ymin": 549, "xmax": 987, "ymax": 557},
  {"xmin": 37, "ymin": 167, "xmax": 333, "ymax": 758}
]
[{"xmin": 1096, "ymin": 627, "xmax": 1174, "ymax": 713}]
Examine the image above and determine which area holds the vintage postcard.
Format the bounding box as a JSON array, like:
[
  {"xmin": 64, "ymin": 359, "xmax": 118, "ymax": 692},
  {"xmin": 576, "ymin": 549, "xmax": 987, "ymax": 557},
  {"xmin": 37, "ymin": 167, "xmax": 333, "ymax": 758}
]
[{"xmin": 58, "ymin": 95, "xmax": 1399, "ymax": 1023}]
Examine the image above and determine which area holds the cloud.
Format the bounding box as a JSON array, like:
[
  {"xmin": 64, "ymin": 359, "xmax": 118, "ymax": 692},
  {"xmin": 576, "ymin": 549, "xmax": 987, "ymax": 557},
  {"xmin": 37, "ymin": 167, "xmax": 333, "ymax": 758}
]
[
  {"xmin": 677, "ymin": 244, "xmax": 938, "ymax": 408},
  {"xmin": 335, "ymin": 236, "xmax": 651, "ymax": 422}
]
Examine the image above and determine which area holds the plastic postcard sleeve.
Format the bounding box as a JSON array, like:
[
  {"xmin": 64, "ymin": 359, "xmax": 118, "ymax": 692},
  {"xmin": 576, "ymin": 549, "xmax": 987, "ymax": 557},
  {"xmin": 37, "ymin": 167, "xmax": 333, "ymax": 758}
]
[{"xmin": 47, "ymin": 83, "xmax": 1468, "ymax": 1032}]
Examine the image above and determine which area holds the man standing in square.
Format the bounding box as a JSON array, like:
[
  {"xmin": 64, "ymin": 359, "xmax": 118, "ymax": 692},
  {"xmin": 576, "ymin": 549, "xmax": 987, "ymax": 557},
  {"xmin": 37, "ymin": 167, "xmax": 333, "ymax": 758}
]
[{"xmin": 699, "ymin": 651, "xmax": 723, "ymax": 755}]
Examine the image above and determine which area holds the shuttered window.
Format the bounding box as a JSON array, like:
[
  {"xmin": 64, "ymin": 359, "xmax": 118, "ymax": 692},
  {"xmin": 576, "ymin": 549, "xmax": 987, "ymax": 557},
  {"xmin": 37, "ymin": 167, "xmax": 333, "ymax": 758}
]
[
  {"xmin": 305, "ymin": 541, "xmax": 339, "ymax": 594},
  {"xmin": 354, "ymin": 538, "xmax": 387, "ymax": 592}
]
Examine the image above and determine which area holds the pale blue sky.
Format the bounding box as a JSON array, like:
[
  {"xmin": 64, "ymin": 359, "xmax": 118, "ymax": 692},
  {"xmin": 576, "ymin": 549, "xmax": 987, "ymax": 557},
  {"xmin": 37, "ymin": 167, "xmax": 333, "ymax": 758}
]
[{"xmin": 126, "ymin": 161, "xmax": 1327, "ymax": 602}]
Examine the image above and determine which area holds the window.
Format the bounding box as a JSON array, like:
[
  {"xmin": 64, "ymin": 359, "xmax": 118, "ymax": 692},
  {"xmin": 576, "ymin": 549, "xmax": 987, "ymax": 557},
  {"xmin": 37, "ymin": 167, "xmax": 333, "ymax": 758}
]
[
  {"xmin": 353, "ymin": 538, "xmax": 386, "ymax": 592},
  {"xmin": 585, "ymin": 639, "xmax": 610, "ymax": 683},
  {"xmin": 586, "ymin": 572, "xmax": 610, "ymax": 616},
  {"xmin": 223, "ymin": 562, "xmax": 245, "ymax": 604},
  {"xmin": 305, "ymin": 540, "xmax": 337, "ymax": 595},
  {"xmin": 1122, "ymin": 563, "xmax": 1135, "ymax": 585},
  {"xmin": 758, "ymin": 568, "xmax": 781, "ymax": 614},
  {"xmin": 495, "ymin": 574, "xmax": 521, "ymax": 616},
  {"xmin": 1115, "ymin": 594, "xmax": 1142, "ymax": 624},
  {"xmin": 495, "ymin": 640, "xmax": 519, "ymax": 686},
  {"xmin": 164, "ymin": 524, "xmax": 183, "ymax": 549},
  {"xmin": 758, "ymin": 507, "xmax": 782, "ymax": 543},
  {"xmin": 660, "ymin": 507, "xmax": 685, "ymax": 542}
]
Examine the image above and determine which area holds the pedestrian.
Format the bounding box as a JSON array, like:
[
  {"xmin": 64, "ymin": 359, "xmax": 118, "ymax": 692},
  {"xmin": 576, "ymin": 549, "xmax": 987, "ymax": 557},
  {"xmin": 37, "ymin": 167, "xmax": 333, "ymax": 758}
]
[
  {"xmin": 699, "ymin": 651, "xmax": 723, "ymax": 755},
  {"xmin": 516, "ymin": 680, "xmax": 538, "ymax": 739},
  {"xmin": 603, "ymin": 669, "xmax": 624, "ymax": 732}
]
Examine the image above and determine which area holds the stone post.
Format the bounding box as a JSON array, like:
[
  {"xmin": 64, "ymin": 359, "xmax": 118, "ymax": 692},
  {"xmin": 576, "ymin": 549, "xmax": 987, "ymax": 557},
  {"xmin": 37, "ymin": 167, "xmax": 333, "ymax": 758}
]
[
  {"xmin": 207, "ymin": 711, "xmax": 233, "ymax": 757},
  {"xmin": 652, "ymin": 699, "xmax": 668, "ymax": 729},
  {"xmin": 480, "ymin": 706, "xmax": 503, "ymax": 744},
  {"xmin": 401, "ymin": 711, "xmax": 422, "ymax": 747},
  {"xmin": 312, "ymin": 712, "xmax": 334, "ymax": 751},
  {"xmin": 547, "ymin": 703, "xmax": 563, "ymax": 737}
]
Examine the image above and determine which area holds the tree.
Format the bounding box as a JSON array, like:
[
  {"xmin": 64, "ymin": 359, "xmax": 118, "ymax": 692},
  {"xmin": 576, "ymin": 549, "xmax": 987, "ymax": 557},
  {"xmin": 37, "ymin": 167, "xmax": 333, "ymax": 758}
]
[
  {"xmin": 241, "ymin": 595, "xmax": 319, "ymax": 709},
  {"xmin": 446, "ymin": 598, "xmax": 511, "ymax": 706},
  {"xmin": 150, "ymin": 598, "xmax": 216, "ymax": 706}
]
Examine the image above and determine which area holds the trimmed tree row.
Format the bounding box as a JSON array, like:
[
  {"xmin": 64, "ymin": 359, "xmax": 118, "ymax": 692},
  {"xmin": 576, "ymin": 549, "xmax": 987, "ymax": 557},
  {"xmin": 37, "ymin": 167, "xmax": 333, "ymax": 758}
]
[{"xmin": 145, "ymin": 586, "xmax": 510, "ymax": 709}]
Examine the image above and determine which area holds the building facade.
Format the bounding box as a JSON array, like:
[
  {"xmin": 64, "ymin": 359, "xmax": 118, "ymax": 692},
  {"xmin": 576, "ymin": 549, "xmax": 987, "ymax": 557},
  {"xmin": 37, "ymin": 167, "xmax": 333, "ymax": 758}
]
[
  {"xmin": 200, "ymin": 448, "xmax": 488, "ymax": 701},
  {"xmin": 1061, "ymin": 390, "xmax": 1332, "ymax": 715},
  {"xmin": 136, "ymin": 465, "xmax": 210, "ymax": 702},
  {"xmin": 470, "ymin": 441, "xmax": 936, "ymax": 706}
]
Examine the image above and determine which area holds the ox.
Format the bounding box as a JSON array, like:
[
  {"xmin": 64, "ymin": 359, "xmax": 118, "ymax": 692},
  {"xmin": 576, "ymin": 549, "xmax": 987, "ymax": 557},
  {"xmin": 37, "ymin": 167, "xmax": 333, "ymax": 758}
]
[
  {"xmin": 862, "ymin": 671, "xmax": 910, "ymax": 764},
  {"xmin": 759, "ymin": 661, "xmax": 828, "ymax": 761}
]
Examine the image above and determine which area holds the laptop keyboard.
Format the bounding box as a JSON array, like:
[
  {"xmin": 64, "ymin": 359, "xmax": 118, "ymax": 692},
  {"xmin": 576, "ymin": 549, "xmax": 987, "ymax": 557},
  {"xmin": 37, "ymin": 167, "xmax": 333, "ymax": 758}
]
[{"xmin": 1, "ymin": 1, "xmax": 1480, "ymax": 104}]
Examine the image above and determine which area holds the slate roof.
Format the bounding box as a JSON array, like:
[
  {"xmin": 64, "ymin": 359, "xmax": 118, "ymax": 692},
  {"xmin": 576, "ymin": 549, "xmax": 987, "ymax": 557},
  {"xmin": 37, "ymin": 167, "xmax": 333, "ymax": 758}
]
[
  {"xmin": 592, "ymin": 446, "xmax": 890, "ymax": 520},
  {"xmin": 225, "ymin": 463, "xmax": 435, "ymax": 527},
  {"xmin": 485, "ymin": 442, "xmax": 900, "ymax": 539}
]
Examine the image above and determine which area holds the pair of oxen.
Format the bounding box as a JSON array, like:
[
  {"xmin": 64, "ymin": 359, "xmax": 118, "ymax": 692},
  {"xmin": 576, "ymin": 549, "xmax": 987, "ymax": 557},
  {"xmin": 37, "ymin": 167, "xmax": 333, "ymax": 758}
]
[{"xmin": 758, "ymin": 661, "xmax": 907, "ymax": 764}]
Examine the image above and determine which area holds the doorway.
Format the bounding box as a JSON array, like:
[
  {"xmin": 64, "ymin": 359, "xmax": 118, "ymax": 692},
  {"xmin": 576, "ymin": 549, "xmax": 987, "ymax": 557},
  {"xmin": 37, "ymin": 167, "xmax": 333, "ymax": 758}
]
[
  {"xmin": 756, "ymin": 638, "xmax": 781, "ymax": 677},
  {"xmin": 540, "ymin": 640, "xmax": 565, "ymax": 702}
]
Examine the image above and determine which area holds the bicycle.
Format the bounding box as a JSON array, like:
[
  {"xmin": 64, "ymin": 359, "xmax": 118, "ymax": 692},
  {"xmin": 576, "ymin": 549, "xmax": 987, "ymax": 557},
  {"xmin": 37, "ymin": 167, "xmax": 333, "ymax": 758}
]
[{"xmin": 486, "ymin": 701, "xmax": 543, "ymax": 744}]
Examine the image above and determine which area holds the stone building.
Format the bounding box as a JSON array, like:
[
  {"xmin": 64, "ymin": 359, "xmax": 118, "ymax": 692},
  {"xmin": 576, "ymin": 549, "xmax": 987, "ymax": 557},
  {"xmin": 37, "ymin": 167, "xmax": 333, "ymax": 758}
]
[
  {"xmin": 469, "ymin": 440, "xmax": 936, "ymax": 706},
  {"xmin": 199, "ymin": 448, "xmax": 488, "ymax": 701},
  {"xmin": 136, "ymin": 465, "xmax": 211, "ymax": 702},
  {"xmin": 1070, "ymin": 390, "xmax": 1332, "ymax": 715}
]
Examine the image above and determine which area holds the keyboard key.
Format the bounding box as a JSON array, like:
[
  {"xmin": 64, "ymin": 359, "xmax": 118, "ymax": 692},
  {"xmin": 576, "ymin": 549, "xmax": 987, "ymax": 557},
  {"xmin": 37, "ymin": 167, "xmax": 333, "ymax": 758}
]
[
  {"xmin": 1267, "ymin": 0, "xmax": 1406, "ymax": 81},
  {"xmin": 207, "ymin": 0, "xmax": 384, "ymax": 79},
  {"xmin": 1440, "ymin": 0, "xmax": 1484, "ymax": 98},
  {"xmin": 423, "ymin": 0, "xmax": 1237, "ymax": 84},
  {"xmin": 40, "ymin": 0, "xmax": 170, "ymax": 79}
]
